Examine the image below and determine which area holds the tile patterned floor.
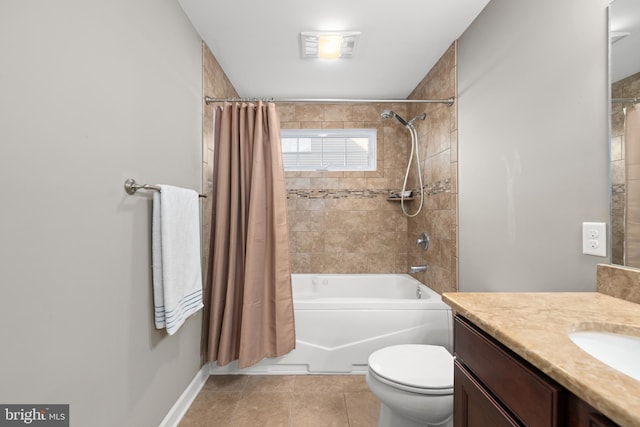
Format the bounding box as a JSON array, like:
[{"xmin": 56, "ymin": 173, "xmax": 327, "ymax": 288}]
[{"xmin": 178, "ymin": 375, "xmax": 381, "ymax": 427}]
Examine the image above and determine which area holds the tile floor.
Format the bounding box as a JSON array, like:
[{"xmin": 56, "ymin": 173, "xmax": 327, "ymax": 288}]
[{"xmin": 178, "ymin": 374, "xmax": 381, "ymax": 427}]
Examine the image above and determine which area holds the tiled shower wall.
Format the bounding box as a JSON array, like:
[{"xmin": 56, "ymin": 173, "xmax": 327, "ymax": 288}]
[
  {"xmin": 201, "ymin": 42, "xmax": 458, "ymax": 293},
  {"xmin": 611, "ymin": 71, "xmax": 640, "ymax": 265},
  {"xmin": 283, "ymin": 43, "xmax": 458, "ymax": 293},
  {"xmin": 281, "ymin": 102, "xmax": 411, "ymax": 273},
  {"xmin": 407, "ymin": 43, "xmax": 458, "ymax": 294},
  {"xmin": 201, "ymin": 43, "xmax": 239, "ymax": 271}
]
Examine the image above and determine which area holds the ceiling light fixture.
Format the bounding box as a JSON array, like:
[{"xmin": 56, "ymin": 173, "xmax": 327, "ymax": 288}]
[{"xmin": 300, "ymin": 31, "xmax": 360, "ymax": 59}]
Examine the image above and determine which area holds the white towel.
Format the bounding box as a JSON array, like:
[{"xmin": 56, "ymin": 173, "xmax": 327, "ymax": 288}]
[{"xmin": 152, "ymin": 185, "xmax": 203, "ymax": 335}]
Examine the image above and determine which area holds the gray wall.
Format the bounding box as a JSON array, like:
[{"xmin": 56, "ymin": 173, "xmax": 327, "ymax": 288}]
[
  {"xmin": 458, "ymin": 0, "xmax": 610, "ymax": 292},
  {"xmin": 0, "ymin": 1, "xmax": 203, "ymax": 426}
]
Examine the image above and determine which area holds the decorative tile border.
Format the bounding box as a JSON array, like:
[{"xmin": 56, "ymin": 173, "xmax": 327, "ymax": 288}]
[
  {"xmin": 287, "ymin": 179, "xmax": 451, "ymax": 199},
  {"xmin": 612, "ymin": 183, "xmax": 625, "ymax": 194},
  {"xmin": 425, "ymin": 179, "xmax": 451, "ymax": 196},
  {"xmin": 287, "ymin": 189, "xmax": 387, "ymax": 199}
]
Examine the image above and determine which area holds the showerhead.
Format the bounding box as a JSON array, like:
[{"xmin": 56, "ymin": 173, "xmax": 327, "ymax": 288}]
[
  {"xmin": 380, "ymin": 109, "xmax": 394, "ymax": 119},
  {"xmin": 380, "ymin": 109, "xmax": 408, "ymax": 127}
]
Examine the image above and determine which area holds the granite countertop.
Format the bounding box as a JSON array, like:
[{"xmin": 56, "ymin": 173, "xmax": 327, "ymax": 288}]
[{"xmin": 441, "ymin": 291, "xmax": 640, "ymax": 427}]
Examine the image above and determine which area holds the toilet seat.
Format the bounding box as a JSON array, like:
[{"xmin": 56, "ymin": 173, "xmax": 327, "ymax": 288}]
[{"xmin": 368, "ymin": 344, "xmax": 454, "ymax": 396}]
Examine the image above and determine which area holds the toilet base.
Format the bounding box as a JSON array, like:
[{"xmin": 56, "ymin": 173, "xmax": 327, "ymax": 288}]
[
  {"xmin": 366, "ymin": 370, "xmax": 453, "ymax": 427},
  {"xmin": 378, "ymin": 404, "xmax": 453, "ymax": 427}
]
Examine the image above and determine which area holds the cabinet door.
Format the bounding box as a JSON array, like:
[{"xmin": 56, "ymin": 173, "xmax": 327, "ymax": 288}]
[
  {"xmin": 587, "ymin": 415, "xmax": 619, "ymax": 427},
  {"xmin": 567, "ymin": 394, "xmax": 619, "ymax": 427},
  {"xmin": 454, "ymin": 316, "xmax": 563, "ymax": 426},
  {"xmin": 454, "ymin": 360, "xmax": 521, "ymax": 427}
]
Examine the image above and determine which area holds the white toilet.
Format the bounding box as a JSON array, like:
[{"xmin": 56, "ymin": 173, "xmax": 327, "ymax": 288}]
[{"xmin": 366, "ymin": 344, "xmax": 454, "ymax": 427}]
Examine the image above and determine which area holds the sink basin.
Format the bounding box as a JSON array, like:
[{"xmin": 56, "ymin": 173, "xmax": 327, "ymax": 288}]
[{"xmin": 568, "ymin": 328, "xmax": 640, "ymax": 381}]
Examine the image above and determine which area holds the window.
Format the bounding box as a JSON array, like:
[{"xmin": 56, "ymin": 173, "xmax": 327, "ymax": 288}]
[{"xmin": 281, "ymin": 128, "xmax": 377, "ymax": 171}]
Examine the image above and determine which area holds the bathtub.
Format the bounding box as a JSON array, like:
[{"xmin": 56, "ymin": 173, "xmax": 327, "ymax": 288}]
[{"xmin": 209, "ymin": 274, "xmax": 452, "ymax": 374}]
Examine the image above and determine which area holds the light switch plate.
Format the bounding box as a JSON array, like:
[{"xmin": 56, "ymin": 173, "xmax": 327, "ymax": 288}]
[{"xmin": 582, "ymin": 222, "xmax": 607, "ymax": 257}]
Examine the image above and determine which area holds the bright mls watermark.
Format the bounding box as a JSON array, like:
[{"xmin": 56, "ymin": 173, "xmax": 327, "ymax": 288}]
[{"xmin": 0, "ymin": 405, "xmax": 68, "ymax": 426}]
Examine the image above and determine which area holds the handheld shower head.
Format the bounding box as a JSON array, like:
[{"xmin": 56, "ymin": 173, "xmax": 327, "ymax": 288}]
[
  {"xmin": 381, "ymin": 108, "xmax": 426, "ymax": 218},
  {"xmin": 380, "ymin": 110, "xmax": 408, "ymax": 127}
]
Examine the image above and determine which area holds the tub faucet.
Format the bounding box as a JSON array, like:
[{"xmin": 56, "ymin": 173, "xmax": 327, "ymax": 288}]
[{"xmin": 409, "ymin": 265, "xmax": 428, "ymax": 274}]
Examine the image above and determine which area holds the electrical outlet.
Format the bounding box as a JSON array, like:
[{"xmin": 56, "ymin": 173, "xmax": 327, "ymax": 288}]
[{"xmin": 582, "ymin": 222, "xmax": 607, "ymax": 257}]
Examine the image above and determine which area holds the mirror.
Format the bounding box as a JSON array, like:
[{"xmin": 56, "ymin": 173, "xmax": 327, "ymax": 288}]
[{"xmin": 610, "ymin": 0, "xmax": 640, "ymax": 267}]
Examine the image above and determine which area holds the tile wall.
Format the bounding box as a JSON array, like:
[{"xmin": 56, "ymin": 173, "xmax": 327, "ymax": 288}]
[
  {"xmin": 202, "ymin": 43, "xmax": 239, "ymax": 274},
  {"xmin": 281, "ymin": 102, "xmax": 411, "ymax": 274},
  {"xmin": 406, "ymin": 43, "xmax": 458, "ymax": 294},
  {"xmin": 201, "ymin": 42, "xmax": 458, "ymax": 294},
  {"xmin": 283, "ymin": 43, "xmax": 459, "ymax": 293}
]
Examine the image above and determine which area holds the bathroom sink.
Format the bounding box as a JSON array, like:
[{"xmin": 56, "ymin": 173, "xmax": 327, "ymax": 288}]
[{"xmin": 568, "ymin": 327, "xmax": 640, "ymax": 381}]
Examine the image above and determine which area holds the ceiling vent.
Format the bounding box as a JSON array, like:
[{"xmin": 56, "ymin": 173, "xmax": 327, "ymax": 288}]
[{"xmin": 300, "ymin": 31, "xmax": 361, "ymax": 59}]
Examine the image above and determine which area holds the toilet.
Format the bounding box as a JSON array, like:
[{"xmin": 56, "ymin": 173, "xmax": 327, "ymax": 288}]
[{"xmin": 366, "ymin": 344, "xmax": 454, "ymax": 427}]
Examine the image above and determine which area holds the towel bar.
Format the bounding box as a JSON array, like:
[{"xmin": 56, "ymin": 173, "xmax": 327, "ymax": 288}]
[{"xmin": 124, "ymin": 178, "xmax": 206, "ymax": 198}]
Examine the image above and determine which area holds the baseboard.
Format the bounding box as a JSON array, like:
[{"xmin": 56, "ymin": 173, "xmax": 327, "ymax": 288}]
[{"xmin": 158, "ymin": 364, "xmax": 210, "ymax": 427}]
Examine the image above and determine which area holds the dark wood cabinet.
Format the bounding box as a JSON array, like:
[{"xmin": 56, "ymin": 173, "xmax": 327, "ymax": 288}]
[
  {"xmin": 453, "ymin": 315, "xmax": 618, "ymax": 427},
  {"xmin": 454, "ymin": 359, "xmax": 520, "ymax": 427},
  {"xmin": 567, "ymin": 394, "xmax": 619, "ymax": 427}
]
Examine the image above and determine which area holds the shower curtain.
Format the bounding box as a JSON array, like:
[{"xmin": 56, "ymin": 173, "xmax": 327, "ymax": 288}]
[
  {"xmin": 625, "ymin": 105, "xmax": 640, "ymax": 266},
  {"xmin": 203, "ymin": 102, "xmax": 295, "ymax": 368}
]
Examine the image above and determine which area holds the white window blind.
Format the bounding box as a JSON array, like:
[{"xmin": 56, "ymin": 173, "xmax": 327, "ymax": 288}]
[{"xmin": 281, "ymin": 128, "xmax": 377, "ymax": 171}]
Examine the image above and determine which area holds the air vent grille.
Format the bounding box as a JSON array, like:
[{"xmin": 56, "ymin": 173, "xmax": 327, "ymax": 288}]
[{"xmin": 300, "ymin": 32, "xmax": 360, "ymax": 59}]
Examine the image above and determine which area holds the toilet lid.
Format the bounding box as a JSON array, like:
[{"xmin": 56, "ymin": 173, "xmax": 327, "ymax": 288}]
[{"xmin": 368, "ymin": 344, "xmax": 453, "ymax": 390}]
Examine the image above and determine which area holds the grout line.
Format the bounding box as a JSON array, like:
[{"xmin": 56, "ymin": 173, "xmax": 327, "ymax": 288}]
[
  {"xmin": 287, "ymin": 387, "xmax": 293, "ymax": 427},
  {"xmin": 343, "ymin": 390, "xmax": 352, "ymax": 427},
  {"xmin": 287, "ymin": 375, "xmax": 297, "ymax": 427}
]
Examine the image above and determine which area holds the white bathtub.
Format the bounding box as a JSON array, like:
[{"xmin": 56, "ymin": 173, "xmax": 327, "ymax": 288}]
[{"xmin": 209, "ymin": 274, "xmax": 452, "ymax": 374}]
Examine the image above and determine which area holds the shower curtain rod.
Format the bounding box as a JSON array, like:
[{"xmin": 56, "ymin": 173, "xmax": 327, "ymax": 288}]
[
  {"xmin": 204, "ymin": 96, "xmax": 455, "ymax": 106},
  {"xmin": 612, "ymin": 97, "xmax": 640, "ymax": 104}
]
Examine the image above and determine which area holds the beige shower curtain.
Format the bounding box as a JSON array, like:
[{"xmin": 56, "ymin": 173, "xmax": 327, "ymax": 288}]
[
  {"xmin": 626, "ymin": 105, "xmax": 640, "ymax": 266},
  {"xmin": 203, "ymin": 102, "xmax": 295, "ymax": 368}
]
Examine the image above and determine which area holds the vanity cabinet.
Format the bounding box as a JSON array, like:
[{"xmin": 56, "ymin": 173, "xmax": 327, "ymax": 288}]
[
  {"xmin": 453, "ymin": 315, "xmax": 619, "ymax": 427},
  {"xmin": 454, "ymin": 360, "xmax": 520, "ymax": 426},
  {"xmin": 567, "ymin": 395, "xmax": 619, "ymax": 427}
]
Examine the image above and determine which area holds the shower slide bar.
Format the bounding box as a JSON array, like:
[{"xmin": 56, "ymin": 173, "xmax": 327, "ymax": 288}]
[
  {"xmin": 124, "ymin": 178, "xmax": 207, "ymax": 198},
  {"xmin": 204, "ymin": 96, "xmax": 455, "ymax": 106}
]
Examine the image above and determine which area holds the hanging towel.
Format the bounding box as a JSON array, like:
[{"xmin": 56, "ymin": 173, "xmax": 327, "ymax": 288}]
[{"xmin": 152, "ymin": 185, "xmax": 203, "ymax": 335}]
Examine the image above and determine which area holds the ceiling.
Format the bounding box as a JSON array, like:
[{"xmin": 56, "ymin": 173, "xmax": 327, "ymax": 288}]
[
  {"xmin": 610, "ymin": 0, "xmax": 640, "ymax": 83},
  {"xmin": 177, "ymin": 0, "xmax": 491, "ymax": 99}
]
